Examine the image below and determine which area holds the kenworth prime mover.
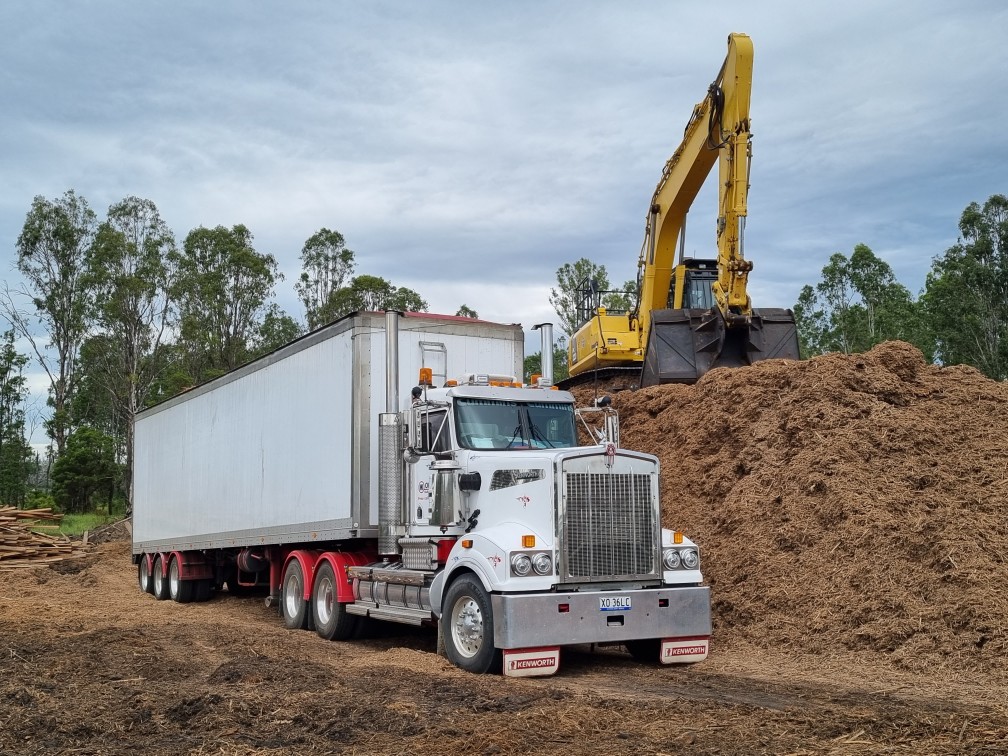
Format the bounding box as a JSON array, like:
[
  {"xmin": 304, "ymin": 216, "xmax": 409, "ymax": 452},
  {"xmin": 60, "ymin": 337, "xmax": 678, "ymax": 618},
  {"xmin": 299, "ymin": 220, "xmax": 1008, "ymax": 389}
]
[{"xmin": 132, "ymin": 311, "xmax": 711, "ymax": 676}]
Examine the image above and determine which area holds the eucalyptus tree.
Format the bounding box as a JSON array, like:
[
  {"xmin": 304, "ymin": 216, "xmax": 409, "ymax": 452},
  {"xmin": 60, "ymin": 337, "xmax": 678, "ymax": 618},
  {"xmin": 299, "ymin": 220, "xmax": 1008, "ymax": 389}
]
[
  {"xmin": 922, "ymin": 194, "xmax": 1008, "ymax": 378},
  {"xmin": 171, "ymin": 224, "xmax": 281, "ymax": 382},
  {"xmin": 1, "ymin": 190, "xmax": 97, "ymax": 457},
  {"xmin": 87, "ymin": 196, "xmax": 177, "ymax": 504},
  {"xmin": 296, "ymin": 228, "xmax": 356, "ymax": 330}
]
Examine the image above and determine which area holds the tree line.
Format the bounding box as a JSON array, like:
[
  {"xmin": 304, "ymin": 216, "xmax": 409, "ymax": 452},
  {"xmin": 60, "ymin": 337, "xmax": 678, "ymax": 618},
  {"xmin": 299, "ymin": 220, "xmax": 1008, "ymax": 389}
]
[{"xmin": 0, "ymin": 190, "xmax": 479, "ymax": 513}]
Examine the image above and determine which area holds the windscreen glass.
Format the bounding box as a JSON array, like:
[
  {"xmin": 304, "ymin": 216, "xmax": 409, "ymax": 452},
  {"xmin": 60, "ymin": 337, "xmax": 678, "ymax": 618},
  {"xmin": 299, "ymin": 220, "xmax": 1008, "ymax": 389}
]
[{"xmin": 455, "ymin": 398, "xmax": 576, "ymax": 450}]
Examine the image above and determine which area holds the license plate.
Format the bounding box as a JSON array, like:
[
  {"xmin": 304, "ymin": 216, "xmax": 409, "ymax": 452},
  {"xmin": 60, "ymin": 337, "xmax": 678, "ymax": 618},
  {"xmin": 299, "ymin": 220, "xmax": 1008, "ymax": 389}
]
[{"xmin": 599, "ymin": 595, "xmax": 631, "ymax": 612}]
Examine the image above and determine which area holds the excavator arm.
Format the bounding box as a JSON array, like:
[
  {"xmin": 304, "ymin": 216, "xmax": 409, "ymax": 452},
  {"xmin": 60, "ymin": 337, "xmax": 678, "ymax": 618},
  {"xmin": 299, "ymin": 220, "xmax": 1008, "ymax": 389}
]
[
  {"xmin": 563, "ymin": 33, "xmax": 799, "ymax": 389},
  {"xmin": 639, "ymin": 32, "xmax": 754, "ymax": 332}
]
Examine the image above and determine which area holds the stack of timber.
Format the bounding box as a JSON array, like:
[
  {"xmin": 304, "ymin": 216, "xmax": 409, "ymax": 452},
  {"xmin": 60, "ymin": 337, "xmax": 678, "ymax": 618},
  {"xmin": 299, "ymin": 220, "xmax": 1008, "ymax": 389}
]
[{"xmin": 0, "ymin": 507, "xmax": 89, "ymax": 570}]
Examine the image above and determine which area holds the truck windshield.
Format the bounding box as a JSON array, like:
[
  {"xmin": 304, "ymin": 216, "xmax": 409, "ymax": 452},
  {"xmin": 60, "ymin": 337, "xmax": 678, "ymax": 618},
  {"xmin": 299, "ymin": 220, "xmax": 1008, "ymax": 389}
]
[{"xmin": 455, "ymin": 398, "xmax": 577, "ymax": 450}]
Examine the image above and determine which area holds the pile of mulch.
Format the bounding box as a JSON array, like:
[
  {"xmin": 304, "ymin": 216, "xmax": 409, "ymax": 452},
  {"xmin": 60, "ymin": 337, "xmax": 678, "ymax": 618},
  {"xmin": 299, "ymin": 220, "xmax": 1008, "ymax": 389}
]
[{"xmin": 577, "ymin": 341, "xmax": 1008, "ymax": 678}]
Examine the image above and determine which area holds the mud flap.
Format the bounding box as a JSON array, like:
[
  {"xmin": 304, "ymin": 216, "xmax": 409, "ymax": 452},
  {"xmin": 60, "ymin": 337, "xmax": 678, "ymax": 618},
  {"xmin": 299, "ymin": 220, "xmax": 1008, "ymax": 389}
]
[
  {"xmin": 660, "ymin": 637, "xmax": 710, "ymax": 664},
  {"xmin": 641, "ymin": 308, "xmax": 800, "ymax": 386},
  {"xmin": 502, "ymin": 647, "xmax": 561, "ymax": 677}
]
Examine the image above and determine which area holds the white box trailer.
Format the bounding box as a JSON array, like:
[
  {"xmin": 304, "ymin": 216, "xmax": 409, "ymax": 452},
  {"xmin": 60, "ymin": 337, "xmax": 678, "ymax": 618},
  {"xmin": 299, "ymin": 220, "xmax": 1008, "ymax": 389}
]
[
  {"xmin": 133, "ymin": 311, "xmax": 711, "ymax": 676},
  {"xmin": 133, "ymin": 311, "xmax": 523, "ymax": 553}
]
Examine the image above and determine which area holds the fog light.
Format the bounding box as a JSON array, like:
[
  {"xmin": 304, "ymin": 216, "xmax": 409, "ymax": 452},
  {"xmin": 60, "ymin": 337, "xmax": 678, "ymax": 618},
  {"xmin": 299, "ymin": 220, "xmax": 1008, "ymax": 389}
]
[{"xmin": 511, "ymin": 554, "xmax": 533, "ymax": 577}]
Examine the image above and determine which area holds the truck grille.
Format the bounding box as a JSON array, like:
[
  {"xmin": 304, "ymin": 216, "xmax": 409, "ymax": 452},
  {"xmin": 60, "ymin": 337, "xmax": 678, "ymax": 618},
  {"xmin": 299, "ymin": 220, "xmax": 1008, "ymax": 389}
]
[{"xmin": 561, "ymin": 471, "xmax": 658, "ymax": 582}]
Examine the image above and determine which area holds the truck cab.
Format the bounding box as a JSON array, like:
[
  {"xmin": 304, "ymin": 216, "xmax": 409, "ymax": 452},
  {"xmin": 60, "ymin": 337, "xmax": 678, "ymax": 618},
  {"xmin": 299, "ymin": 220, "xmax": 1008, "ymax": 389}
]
[{"xmin": 350, "ymin": 373, "xmax": 711, "ymax": 676}]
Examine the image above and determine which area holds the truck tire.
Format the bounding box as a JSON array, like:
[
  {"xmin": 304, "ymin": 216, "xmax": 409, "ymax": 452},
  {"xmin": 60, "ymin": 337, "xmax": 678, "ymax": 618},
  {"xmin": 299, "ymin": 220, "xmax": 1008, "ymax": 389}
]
[
  {"xmin": 281, "ymin": 559, "xmax": 311, "ymax": 630},
  {"xmin": 152, "ymin": 555, "xmax": 170, "ymax": 601},
  {"xmin": 168, "ymin": 555, "xmax": 194, "ymax": 603},
  {"xmin": 442, "ymin": 574, "xmax": 499, "ymax": 674},
  {"xmin": 312, "ymin": 562, "xmax": 358, "ymax": 641},
  {"xmin": 138, "ymin": 557, "xmax": 153, "ymax": 594}
]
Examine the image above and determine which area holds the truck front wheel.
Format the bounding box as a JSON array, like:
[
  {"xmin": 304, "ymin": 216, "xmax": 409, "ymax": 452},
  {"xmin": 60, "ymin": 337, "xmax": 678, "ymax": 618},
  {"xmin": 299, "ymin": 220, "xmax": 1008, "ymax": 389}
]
[
  {"xmin": 442, "ymin": 574, "xmax": 499, "ymax": 674},
  {"xmin": 281, "ymin": 559, "xmax": 311, "ymax": 630},
  {"xmin": 312, "ymin": 562, "xmax": 358, "ymax": 641}
]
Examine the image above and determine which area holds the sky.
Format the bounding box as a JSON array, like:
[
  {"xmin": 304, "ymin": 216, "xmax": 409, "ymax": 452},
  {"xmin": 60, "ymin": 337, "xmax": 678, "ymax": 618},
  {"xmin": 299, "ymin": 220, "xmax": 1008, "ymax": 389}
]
[{"xmin": 1, "ymin": 1, "xmax": 1006, "ymax": 439}]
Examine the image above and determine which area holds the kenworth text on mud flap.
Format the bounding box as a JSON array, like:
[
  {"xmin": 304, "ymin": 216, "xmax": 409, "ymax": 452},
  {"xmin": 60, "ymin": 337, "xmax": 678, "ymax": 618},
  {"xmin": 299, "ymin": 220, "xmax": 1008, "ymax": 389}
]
[{"xmin": 132, "ymin": 311, "xmax": 711, "ymax": 676}]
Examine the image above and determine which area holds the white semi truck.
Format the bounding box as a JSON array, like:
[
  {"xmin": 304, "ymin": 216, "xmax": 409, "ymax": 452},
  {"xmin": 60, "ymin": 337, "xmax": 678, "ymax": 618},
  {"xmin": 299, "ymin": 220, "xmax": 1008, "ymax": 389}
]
[{"xmin": 132, "ymin": 311, "xmax": 711, "ymax": 676}]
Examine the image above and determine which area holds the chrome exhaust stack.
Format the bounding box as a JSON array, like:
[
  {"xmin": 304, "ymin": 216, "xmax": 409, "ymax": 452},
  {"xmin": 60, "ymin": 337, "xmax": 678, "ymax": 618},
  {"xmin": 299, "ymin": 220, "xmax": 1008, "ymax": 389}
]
[
  {"xmin": 379, "ymin": 311, "xmax": 404, "ymax": 557},
  {"xmin": 532, "ymin": 322, "xmax": 554, "ymax": 386}
]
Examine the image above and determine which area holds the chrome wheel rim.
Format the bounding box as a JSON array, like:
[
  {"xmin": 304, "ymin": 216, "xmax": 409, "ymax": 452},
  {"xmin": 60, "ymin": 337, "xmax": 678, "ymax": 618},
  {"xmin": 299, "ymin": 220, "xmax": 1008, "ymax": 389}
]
[
  {"xmin": 315, "ymin": 577, "xmax": 334, "ymax": 626},
  {"xmin": 169, "ymin": 560, "xmax": 180, "ymax": 595},
  {"xmin": 451, "ymin": 595, "xmax": 483, "ymax": 658},
  {"xmin": 283, "ymin": 573, "xmax": 301, "ymax": 619}
]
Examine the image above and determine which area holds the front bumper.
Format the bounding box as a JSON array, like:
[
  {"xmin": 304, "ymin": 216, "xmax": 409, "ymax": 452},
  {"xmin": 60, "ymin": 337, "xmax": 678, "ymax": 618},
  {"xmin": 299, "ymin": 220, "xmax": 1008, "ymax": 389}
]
[{"xmin": 491, "ymin": 585, "xmax": 711, "ymax": 649}]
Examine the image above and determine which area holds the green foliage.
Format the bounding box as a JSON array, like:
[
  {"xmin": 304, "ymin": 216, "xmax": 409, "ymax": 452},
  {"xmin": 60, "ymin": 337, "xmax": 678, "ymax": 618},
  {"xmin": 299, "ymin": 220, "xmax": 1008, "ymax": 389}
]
[
  {"xmin": 0, "ymin": 330, "xmax": 34, "ymax": 507},
  {"xmin": 456, "ymin": 305, "xmax": 478, "ymax": 318},
  {"xmin": 172, "ymin": 224, "xmax": 281, "ymax": 381},
  {"xmin": 59, "ymin": 511, "xmax": 114, "ymax": 536},
  {"xmin": 523, "ymin": 336, "xmax": 570, "ymax": 384},
  {"xmin": 51, "ymin": 426, "xmax": 121, "ymax": 514},
  {"xmin": 550, "ymin": 258, "xmax": 613, "ymax": 337},
  {"xmin": 253, "ymin": 304, "xmax": 304, "ymax": 357},
  {"xmin": 921, "ymin": 194, "xmax": 1008, "ymax": 379},
  {"xmin": 602, "ymin": 279, "xmax": 638, "ymax": 314},
  {"xmin": 4, "ymin": 190, "xmax": 97, "ymax": 456},
  {"xmin": 324, "ymin": 274, "xmax": 428, "ymax": 320},
  {"xmin": 793, "ymin": 244, "xmax": 919, "ymax": 357},
  {"xmin": 296, "ymin": 228, "xmax": 356, "ymax": 330}
]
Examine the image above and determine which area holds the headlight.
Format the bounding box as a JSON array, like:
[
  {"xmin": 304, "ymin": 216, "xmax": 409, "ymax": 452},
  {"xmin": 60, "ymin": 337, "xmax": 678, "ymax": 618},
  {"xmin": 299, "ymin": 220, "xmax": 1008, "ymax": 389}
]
[
  {"xmin": 663, "ymin": 548, "xmax": 681, "ymax": 570},
  {"xmin": 681, "ymin": 549, "xmax": 699, "ymax": 570},
  {"xmin": 532, "ymin": 552, "xmax": 553, "ymax": 576},
  {"xmin": 511, "ymin": 553, "xmax": 533, "ymax": 577}
]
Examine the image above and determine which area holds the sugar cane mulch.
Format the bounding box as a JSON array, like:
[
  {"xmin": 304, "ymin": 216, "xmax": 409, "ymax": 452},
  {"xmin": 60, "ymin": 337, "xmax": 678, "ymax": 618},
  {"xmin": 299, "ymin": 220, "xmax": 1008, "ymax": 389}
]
[{"xmin": 0, "ymin": 507, "xmax": 90, "ymax": 570}]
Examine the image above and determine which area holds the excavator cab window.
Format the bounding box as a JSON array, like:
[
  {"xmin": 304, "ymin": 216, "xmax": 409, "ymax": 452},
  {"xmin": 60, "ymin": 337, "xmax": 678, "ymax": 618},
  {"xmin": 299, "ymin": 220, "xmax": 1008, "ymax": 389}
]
[{"xmin": 672, "ymin": 263, "xmax": 717, "ymax": 310}]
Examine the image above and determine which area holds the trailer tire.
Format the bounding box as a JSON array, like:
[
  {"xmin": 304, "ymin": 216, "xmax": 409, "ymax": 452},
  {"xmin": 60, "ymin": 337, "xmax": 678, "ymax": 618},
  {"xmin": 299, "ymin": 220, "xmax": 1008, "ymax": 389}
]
[
  {"xmin": 312, "ymin": 562, "xmax": 358, "ymax": 641},
  {"xmin": 138, "ymin": 557, "xmax": 153, "ymax": 595},
  {"xmin": 625, "ymin": 638, "xmax": 661, "ymax": 664},
  {"xmin": 168, "ymin": 555, "xmax": 194, "ymax": 603},
  {"xmin": 281, "ymin": 559, "xmax": 311, "ymax": 630},
  {"xmin": 152, "ymin": 555, "xmax": 170, "ymax": 601},
  {"xmin": 442, "ymin": 574, "xmax": 499, "ymax": 674}
]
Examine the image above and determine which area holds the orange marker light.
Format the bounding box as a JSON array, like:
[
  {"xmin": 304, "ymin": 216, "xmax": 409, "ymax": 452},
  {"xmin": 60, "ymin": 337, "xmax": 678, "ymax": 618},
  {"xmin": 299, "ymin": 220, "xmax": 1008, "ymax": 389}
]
[
  {"xmin": 673, "ymin": 531, "xmax": 684, "ymax": 544},
  {"xmin": 461, "ymin": 539, "xmax": 473, "ymax": 549},
  {"xmin": 522, "ymin": 535, "xmax": 536, "ymax": 548}
]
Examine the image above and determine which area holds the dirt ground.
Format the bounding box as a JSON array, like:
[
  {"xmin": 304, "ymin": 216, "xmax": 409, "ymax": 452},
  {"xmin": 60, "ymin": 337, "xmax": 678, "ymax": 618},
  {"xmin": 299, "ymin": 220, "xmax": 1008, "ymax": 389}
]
[{"xmin": 3, "ymin": 341, "xmax": 1008, "ymax": 754}]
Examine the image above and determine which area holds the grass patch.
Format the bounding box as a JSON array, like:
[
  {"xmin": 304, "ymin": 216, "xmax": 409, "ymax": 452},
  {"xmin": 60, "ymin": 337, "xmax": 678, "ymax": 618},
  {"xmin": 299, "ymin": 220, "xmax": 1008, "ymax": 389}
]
[{"xmin": 59, "ymin": 512, "xmax": 113, "ymax": 537}]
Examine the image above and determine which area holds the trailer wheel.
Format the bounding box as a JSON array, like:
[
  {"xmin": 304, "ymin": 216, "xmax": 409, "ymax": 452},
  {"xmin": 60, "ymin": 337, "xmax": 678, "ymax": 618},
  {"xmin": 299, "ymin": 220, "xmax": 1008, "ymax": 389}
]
[
  {"xmin": 281, "ymin": 559, "xmax": 311, "ymax": 630},
  {"xmin": 138, "ymin": 557, "xmax": 154, "ymax": 594},
  {"xmin": 625, "ymin": 638, "xmax": 661, "ymax": 664},
  {"xmin": 312, "ymin": 562, "xmax": 358, "ymax": 641},
  {"xmin": 168, "ymin": 555, "xmax": 194, "ymax": 603},
  {"xmin": 152, "ymin": 555, "xmax": 170, "ymax": 601},
  {"xmin": 442, "ymin": 574, "xmax": 499, "ymax": 674}
]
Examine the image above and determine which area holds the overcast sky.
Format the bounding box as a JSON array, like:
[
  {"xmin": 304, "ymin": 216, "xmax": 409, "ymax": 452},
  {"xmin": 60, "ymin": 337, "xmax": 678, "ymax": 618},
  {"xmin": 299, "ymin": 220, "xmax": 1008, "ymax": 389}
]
[{"xmin": 2, "ymin": 1, "xmax": 1006, "ymax": 422}]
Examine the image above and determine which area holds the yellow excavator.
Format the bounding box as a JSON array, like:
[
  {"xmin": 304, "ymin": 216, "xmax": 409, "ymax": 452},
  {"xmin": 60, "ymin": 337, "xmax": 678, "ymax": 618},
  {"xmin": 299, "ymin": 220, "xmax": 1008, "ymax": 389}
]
[{"xmin": 564, "ymin": 33, "xmax": 799, "ymax": 388}]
